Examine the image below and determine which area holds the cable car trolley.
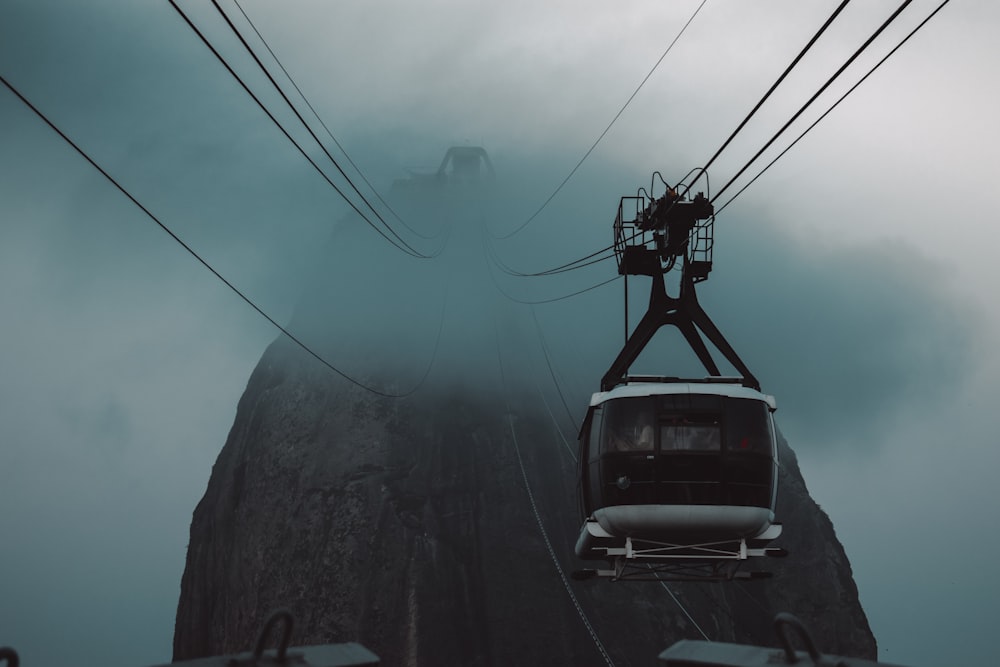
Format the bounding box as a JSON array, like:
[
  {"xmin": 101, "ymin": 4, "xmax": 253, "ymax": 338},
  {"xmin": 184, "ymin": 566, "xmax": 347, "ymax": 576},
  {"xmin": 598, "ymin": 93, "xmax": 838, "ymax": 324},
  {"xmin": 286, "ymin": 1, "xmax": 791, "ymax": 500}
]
[{"xmin": 574, "ymin": 176, "xmax": 785, "ymax": 582}]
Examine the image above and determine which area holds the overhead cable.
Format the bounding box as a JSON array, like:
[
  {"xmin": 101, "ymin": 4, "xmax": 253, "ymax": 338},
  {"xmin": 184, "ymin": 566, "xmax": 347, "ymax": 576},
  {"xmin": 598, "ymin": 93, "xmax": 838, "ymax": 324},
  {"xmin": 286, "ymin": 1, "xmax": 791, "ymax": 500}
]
[
  {"xmin": 504, "ymin": 275, "xmax": 621, "ymax": 306},
  {"xmin": 715, "ymin": 0, "xmax": 953, "ymax": 215},
  {"xmin": 493, "ymin": 326, "xmax": 616, "ymax": 667},
  {"xmin": 230, "ymin": 0, "xmax": 439, "ymax": 241},
  {"xmin": 483, "ymin": 234, "xmax": 622, "ymax": 305},
  {"xmin": 490, "ymin": 0, "xmax": 709, "ymax": 241},
  {"xmin": 532, "ymin": 375, "xmax": 579, "ymax": 462},
  {"xmin": 486, "ymin": 166, "xmax": 707, "ymax": 280},
  {"xmin": 712, "ymin": 0, "xmax": 914, "ymax": 203},
  {"xmin": 0, "ymin": 74, "xmax": 445, "ymax": 399},
  {"xmin": 486, "ymin": 263, "xmax": 621, "ymax": 306},
  {"xmin": 700, "ymin": 0, "xmax": 851, "ymax": 177},
  {"xmin": 530, "ymin": 306, "xmax": 581, "ymax": 429},
  {"xmin": 654, "ymin": 575, "xmax": 711, "ymax": 641},
  {"xmin": 168, "ymin": 0, "xmax": 437, "ymax": 260},
  {"xmin": 214, "ymin": 0, "xmax": 442, "ymax": 247},
  {"xmin": 485, "ymin": 231, "xmax": 617, "ymax": 278}
]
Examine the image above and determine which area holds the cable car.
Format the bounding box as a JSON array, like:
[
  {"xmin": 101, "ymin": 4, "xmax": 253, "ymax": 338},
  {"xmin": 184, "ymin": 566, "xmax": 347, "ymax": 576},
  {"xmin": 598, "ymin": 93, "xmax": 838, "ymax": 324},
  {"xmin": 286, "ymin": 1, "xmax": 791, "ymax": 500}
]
[
  {"xmin": 573, "ymin": 179, "xmax": 784, "ymax": 582},
  {"xmin": 389, "ymin": 146, "xmax": 495, "ymax": 195},
  {"xmin": 575, "ymin": 378, "xmax": 783, "ymax": 581}
]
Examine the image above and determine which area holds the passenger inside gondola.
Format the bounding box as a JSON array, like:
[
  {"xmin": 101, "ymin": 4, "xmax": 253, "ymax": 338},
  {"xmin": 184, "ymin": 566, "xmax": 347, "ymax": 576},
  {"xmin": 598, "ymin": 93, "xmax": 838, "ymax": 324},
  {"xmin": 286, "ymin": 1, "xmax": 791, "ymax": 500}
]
[
  {"xmin": 604, "ymin": 398, "xmax": 655, "ymax": 452},
  {"xmin": 661, "ymin": 415, "xmax": 721, "ymax": 451}
]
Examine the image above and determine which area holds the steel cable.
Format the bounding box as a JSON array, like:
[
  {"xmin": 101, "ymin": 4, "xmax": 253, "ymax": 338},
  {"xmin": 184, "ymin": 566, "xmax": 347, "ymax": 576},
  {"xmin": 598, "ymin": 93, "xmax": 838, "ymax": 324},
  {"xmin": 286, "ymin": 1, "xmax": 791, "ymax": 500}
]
[
  {"xmin": 494, "ymin": 325, "xmax": 616, "ymax": 667},
  {"xmin": 168, "ymin": 0, "xmax": 437, "ymax": 259},
  {"xmin": 483, "ymin": 231, "xmax": 622, "ymax": 305},
  {"xmin": 700, "ymin": 0, "xmax": 851, "ymax": 177},
  {"xmin": 490, "ymin": 0, "xmax": 709, "ymax": 240},
  {"xmin": 715, "ymin": 0, "xmax": 954, "ymax": 214},
  {"xmin": 231, "ymin": 0, "xmax": 442, "ymax": 242},
  {"xmin": 213, "ymin": 0, "xmax": 444, "ymax": 249},
  {"xmin": 0, "ymin": 74, "xmax": 448, "ymax": 399},
  {"xmin": 712, "ymin": 0, "xmax": 915, "ymax": 204}
]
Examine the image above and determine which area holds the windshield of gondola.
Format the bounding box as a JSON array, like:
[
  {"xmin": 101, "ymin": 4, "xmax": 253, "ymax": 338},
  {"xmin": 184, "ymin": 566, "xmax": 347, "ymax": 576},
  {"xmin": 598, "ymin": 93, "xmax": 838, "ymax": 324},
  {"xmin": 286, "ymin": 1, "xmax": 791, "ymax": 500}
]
[
  {"xmin": 725, "ymin": 399, "xmax": 773, "ymax": 455},
  {"xmin": 660, "ymin": 414, "xmax": 721, "ymax": 451},
  {"xmin": 601, "ymin": 397, "xmax": 655, "ymax": 452}
]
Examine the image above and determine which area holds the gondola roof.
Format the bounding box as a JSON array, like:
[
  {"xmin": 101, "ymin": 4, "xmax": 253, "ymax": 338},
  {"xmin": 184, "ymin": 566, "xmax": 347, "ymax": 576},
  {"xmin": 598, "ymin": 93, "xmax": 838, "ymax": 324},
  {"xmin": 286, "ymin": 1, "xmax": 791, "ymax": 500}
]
[{"xmin": 590, "ymin": 379, "xmax": 776, "ymax": 411}]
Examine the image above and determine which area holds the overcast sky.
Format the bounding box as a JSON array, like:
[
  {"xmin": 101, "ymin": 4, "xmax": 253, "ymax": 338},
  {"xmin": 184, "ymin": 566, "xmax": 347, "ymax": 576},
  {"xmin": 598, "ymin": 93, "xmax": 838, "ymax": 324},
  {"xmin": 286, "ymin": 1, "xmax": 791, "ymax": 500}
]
[{"xmin": 2, "ymin": 2, "xmax": 998, "ymax": 666}]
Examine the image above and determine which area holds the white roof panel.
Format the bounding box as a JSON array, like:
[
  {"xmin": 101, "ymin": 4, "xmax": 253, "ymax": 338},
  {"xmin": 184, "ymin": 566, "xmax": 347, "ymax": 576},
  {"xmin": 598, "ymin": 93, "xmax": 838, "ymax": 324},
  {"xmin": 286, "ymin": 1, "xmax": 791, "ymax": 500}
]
[{"xmin": 590, "ymin": 381, "xmax": 777, "ymax": 410}]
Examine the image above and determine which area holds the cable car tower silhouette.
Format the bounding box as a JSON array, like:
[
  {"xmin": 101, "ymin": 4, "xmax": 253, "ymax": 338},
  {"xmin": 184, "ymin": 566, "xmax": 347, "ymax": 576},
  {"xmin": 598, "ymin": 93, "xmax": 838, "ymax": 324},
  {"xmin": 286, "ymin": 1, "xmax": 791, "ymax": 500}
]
[{"xmin": 574, "ymin": 177, "xmax": 786, "ymax": 582}]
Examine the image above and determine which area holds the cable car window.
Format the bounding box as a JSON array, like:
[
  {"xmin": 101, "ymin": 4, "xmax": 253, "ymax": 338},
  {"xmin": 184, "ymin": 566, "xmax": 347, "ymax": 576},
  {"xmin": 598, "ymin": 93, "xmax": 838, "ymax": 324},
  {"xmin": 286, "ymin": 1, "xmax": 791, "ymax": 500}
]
[
  {"xmin": 601, "ymin": 397, "xmax": 655, "ymax": 453},
  {"xmin": 724, "ymin": 399, "xmax": 772, "ymax": 454},
  {"xmin": 660, "ymin": 414, "xmax": 721, "ymax": 451},
  {"xmin": 588, "ymin": 406, "xmax": 603, "ymax": 462}
]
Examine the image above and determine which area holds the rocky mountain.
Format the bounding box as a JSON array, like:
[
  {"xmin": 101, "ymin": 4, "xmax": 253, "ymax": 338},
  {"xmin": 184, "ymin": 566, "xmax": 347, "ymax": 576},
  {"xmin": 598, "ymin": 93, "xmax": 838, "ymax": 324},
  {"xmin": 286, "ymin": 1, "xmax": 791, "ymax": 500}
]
[
  {"xmin": 173, "ymin": 165, "xmax": 876, "ymax": 665},
  {"xmin": 172, "ymin": 333, "xmax": 875, "ymax": 665}
]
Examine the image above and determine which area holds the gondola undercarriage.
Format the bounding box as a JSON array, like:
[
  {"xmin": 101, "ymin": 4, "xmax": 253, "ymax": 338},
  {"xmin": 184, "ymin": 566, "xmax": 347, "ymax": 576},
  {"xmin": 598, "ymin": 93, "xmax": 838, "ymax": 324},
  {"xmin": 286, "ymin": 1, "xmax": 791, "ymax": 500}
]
[{"xmin": 574, "ymin": 509, "xmax": 785, "ymax": 582}]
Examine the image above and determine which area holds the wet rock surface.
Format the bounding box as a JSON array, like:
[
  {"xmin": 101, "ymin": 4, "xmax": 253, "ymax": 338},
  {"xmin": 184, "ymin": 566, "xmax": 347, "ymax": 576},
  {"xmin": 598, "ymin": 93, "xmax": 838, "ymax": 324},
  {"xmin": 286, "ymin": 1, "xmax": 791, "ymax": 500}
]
[{"xmin": 174, "ymin": 337, "xmax": 875, "ymax": 665}]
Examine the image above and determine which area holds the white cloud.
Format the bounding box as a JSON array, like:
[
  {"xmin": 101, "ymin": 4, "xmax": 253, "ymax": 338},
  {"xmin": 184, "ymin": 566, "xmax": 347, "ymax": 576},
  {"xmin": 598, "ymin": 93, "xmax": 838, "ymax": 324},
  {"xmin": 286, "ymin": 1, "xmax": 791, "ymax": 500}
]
[{"xmin": 1, "ymin": 1, "xmax": 998, "ymax": 665}]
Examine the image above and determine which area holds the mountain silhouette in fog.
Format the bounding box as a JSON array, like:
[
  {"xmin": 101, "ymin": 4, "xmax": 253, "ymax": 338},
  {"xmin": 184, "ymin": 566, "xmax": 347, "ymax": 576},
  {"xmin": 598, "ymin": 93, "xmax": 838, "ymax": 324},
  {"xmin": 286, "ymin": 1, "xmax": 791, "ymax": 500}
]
[{"xmin": 173, "ymin": 159, "xmax": 876, "ymax": 664}]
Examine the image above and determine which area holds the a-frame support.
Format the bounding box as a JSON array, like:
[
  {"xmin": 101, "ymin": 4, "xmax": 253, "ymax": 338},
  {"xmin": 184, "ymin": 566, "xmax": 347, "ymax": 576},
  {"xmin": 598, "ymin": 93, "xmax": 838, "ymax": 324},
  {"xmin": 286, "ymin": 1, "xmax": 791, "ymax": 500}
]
[{"xmin": 600, "ymin": 265, "xmax": 759, "ymax": 392}]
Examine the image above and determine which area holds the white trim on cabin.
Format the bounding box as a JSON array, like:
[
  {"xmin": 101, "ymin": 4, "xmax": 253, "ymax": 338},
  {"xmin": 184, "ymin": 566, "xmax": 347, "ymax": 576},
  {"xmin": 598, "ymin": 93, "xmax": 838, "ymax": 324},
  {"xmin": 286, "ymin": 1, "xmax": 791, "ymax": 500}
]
[{"xmin": 590, "ymin": 381, "xmax": 777, "ymax": 411}]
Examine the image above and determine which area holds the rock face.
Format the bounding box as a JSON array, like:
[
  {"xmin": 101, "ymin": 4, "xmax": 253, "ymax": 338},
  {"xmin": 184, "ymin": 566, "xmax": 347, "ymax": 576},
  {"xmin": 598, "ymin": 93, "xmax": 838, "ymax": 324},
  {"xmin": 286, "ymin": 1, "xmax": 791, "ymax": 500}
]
[
  {"xmin": 173, "ymin": 335, "xmax": 876, "ymax": 665},
  {"xmin": 174, "ymin": 165, "xmax": 875, "ymax": 664}
]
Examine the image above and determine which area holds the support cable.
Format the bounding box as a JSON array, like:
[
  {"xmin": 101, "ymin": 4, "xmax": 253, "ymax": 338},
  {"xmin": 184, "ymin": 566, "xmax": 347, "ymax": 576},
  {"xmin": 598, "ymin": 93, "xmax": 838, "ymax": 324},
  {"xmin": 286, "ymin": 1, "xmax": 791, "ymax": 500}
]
[
  {"xmin": 734, "ymin": 581, "xmax": 772, "ymax": 615},
  {"xmin": 485, "ymin": 231, "xmax": 617, "ymax": 278},
  {"xmin": 530, "ymin": 306, "xmax": 581, "ymax": 429},
  {"xmin": 484, "ymin": 164, "xmax": 707, "ymax": 279},
  {"xmin": 715, "ymin": 0, "xmax": 953, "ymax": 215},
  {"xmin": 532, "ymin": 374, "xmax": 578, "ymax": 463},
  {"xmin": 490, "ymin": 0, "xmax": 709, "ymax": 240},
  {"xmin": 526, "ymin": 310, "xmax": 584, "ymax": 462},
  {"xmin": 487, "ymin": 169, "xmax": 708, "ymax": 279},
  {"xmin": 712, "ymin": 0, "xmax": 914, "ymax": 204},
  {"xmin": 212, "ymin": 0, "xmax": 443, "ymax": 249},
  {"xmin": 493, "ymin": 325, "xmax": 615, "ymax": 667},
  {"xmin": 700, "ymin": 0, "xmax": 851, "ymax": 177},
  {"xmin": 0, "ymin": 74, "xmax": 447, "ymax": 399},
  {"xmin": 231, "ymin": 0, "xmax": 440, "ymax": 241},
  {"xmin": 168, "ymin": 0, "xmax": 436, "ymax": 259},
  {"xmin": 645, "ymin": 566, "xmax": 712, "ymax": 641},
  {"xmin": 482, "ymin": 232, "xmax": 622, "ymax": 305}
]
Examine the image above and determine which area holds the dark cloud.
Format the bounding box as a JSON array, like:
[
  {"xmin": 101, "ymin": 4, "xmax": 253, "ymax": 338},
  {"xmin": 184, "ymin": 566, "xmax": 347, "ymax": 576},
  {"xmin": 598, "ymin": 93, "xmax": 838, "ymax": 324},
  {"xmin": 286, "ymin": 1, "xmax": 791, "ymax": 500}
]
[
  {"xmin": 1, "ymin": 2, "xmax": 997, "ymax": 666},
  {"xmin": 412, "ymin": 150, "xmax": 981, "ymax": 456},
  {"xmin": 704, "ymin": 218, "xmax": 979, "ymax": 450}
]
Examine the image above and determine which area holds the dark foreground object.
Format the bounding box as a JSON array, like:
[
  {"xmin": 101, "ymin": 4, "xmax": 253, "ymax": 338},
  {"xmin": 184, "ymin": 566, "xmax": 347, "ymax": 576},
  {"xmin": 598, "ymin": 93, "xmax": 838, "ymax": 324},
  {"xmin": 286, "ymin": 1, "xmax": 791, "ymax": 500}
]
[
  {"xmin": 158, "ymin": 611, "xmax": 378, "ymax": 667},
  {"xmin": 0, "ymin": 612, "xmax": 915, "ymax": 667},
  {"xmin": 660, "ymin": 613, "xmax": 907, "ymax": 667},
  {"xmin": 153, "ymin": 644, "xmax": 378, "ymax": 667}
]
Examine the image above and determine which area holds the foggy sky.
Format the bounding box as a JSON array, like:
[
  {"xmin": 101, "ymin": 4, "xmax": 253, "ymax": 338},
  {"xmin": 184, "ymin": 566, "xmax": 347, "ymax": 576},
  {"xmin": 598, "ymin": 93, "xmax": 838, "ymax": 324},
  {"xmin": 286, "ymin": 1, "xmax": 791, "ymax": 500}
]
[{"xmin": 2, "ymin": 2, "xmax": 998, "ymax": 666}]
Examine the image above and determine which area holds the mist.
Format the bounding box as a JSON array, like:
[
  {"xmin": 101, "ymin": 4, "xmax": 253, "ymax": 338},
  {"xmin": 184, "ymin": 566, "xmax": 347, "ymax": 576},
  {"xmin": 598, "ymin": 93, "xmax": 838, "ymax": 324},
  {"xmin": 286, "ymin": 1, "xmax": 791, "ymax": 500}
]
[{"xmin": 2, "ymin": 1, "xmax": 999, "ymax": 666}]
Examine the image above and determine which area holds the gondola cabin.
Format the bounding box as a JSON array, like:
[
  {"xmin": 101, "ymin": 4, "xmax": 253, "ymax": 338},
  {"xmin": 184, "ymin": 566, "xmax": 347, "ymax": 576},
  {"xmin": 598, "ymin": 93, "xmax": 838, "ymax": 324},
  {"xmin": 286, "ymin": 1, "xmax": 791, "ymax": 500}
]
[{"xmin": 575, "ymin": 378, "xmax": 784, "ymax": 581}]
